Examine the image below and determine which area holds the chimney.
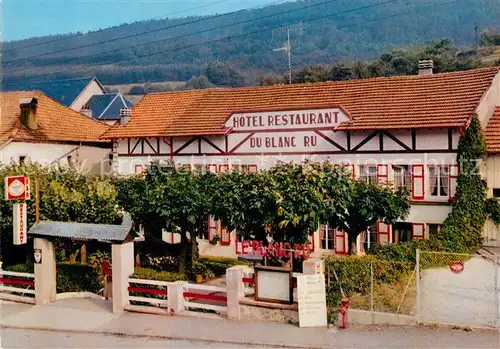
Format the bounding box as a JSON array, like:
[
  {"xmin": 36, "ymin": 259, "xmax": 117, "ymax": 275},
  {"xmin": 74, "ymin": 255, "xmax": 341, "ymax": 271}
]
[
  {"xmin": 120, "ymin": 108, "xmax": 132, "ymax": 125},
  {"xmin": 19, "ymin": 98, "xmax": 38, "ymax": 130},
  {"xmin": 418, "ymin": 60, "xmax": 434, "ymax": 75},
  {"xmin": 80, "ymin": 104, "xmax": 92, "ymax": 118}
]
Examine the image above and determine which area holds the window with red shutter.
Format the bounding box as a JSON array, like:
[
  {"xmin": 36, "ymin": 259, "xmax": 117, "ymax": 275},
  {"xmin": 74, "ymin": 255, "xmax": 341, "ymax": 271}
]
[{"xmin": 411, "ymin": 165, "xmax": 425, "ymax": 200}]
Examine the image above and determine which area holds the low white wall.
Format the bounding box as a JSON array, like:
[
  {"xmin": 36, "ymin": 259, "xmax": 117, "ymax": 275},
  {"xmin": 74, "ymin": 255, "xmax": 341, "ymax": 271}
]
[{"xmin": 346, "ymin": 309, "xmax": 417, "ymax": 326}]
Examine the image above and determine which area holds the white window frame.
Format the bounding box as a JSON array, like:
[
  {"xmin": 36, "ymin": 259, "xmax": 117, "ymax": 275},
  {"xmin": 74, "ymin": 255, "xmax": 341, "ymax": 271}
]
[
  {"xmin": 359, "ymin": 165, "xmax": 377, "ymax": 183},
  {"xmin": 392, "ymin": 165, "xmax": 412, "ymax": 192},
  {"xmin": 428, "ymin": 166, "xmax": 450, "ymax": 198},
  {"xmin": 318, "ymin": 223, "xmax": 335, "ymax": 250}
]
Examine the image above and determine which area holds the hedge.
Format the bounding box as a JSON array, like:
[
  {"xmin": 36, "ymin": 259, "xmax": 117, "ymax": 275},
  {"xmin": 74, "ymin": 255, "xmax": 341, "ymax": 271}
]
[
  {"xmin": 56, "ymin": 263, "xmax": 100, "ymax": 293},
  {"xmin": 324, "ymin": 255, "xmax": 413, "ymax": 322},
  {"xmin": 5, "ymin": 263, "xmax": 100, "ymax": 294},
  {"xmin": 197, "ymin": 256, "xmax": 249, "ymax": 277},
  {"xmin": 132, "ymin": 267, "xmax": 187, "ymax": 282}
]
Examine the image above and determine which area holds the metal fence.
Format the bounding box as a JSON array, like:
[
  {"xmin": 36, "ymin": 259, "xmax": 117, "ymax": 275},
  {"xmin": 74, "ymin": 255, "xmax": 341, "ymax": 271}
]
[
  {"xmin": 417, "ymin": 250, "xmax": 500, "ymax": 328},
  {"xmin": 325, "ymin": 259, "xmax": 417, "ymax": 315}
]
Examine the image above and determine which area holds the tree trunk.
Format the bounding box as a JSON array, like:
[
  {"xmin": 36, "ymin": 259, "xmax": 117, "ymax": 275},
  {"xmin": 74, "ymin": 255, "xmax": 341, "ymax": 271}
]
[
  {"xmin": 191, "ymin": 234, "xmax": 199, "ymax": 263},
  {"xmin": 179, "ymin": 231, "xmax": 188, "ymax": 274},
  {"xmin": 347, "ymin": 233, "xmax": 357, "ymax": 256}
]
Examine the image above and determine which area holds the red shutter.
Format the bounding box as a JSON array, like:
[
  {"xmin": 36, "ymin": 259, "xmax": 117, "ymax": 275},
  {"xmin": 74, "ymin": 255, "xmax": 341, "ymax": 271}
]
[
  {"xmin": 208, "ymin": 216, "xmax": 218, "ymax": 240},
  {"xmin": 219, "ymin": 164, "xmax": 229, "ymax": 173},
  {"xmin": 334, "ymin": 229, "xmax": 347, "ymax": 255},
  {"xmin": 134, "ymin": 165, "xmax": 143, "ymax": 174},
  {"xmin": 377, "ymin": 164, "xmax": 388, "ymax": 182},
  {"xmin": 377, "ymin": 221, "xmax": 391, "ymax": 245},
  {"xmin": 248, "ymin": 165, "xmax": 258, "ymax": 173},
  {"xmin": 412, "ymin": 223, "xmax": 425, "ymax": 239},
  {"xmin": 449, "ymin": 165, "xmax": 459, "ymax": 200},
  {"xmin": 412, "ymin": 165, "xmax": 425, "ymax": 200}
]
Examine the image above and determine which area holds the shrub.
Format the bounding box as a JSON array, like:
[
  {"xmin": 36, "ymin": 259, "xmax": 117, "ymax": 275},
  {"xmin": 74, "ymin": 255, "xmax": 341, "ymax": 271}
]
[
  {"xmin": 5, "ymin": 263, "xmax": 34, "ymax": 273},
  {"xmin": 197, "ymin": 256, "xmax": 249, "ymax": 277},
  {"xmin": 56, "ymin": 263, "xmax": 100, "ymax": 293},
  {"xmin": 132, "ymin": 267, "xmax": 187, "ymax": 282},
  {"xmin": 369, "ymin": 238, "xmax": 445, "ymax": 264},
  {"xmin": 324, "ymin": 255, "xmax": 413, "ymax": 321}
]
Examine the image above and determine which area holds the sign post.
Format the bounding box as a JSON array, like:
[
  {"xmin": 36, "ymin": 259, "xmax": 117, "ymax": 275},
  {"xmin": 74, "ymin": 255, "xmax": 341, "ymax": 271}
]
[{"xmin": 297, "ymin": 274, "xmax": 327, "ymax": 328}]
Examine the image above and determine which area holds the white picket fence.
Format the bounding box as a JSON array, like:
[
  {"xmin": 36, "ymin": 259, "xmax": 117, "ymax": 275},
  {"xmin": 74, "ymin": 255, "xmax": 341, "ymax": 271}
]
[
  {"xmin": 126, "ymin": 277, "xmax": 228, "ymax": 314},
  {"xmin": 0, "ymin": 269, "xmax": 35, "ymax": 304},
  {"xmin": 183, "ymin": 283, "xmax": 227, "ymax": 313},
  {"xmin": 127, "ymin": 278, "xmax": 169, "ymax": 308}
]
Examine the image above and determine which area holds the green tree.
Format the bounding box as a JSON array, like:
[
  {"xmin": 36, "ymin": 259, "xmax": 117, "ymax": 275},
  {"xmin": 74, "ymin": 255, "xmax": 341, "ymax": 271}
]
[
  {"xmin": 328, "ymin": 180, "xmax": 411, "ymax": 255},
  {"xmin": 211, "ymin": 162, "xmax": 352, "ymax": 246},
  {"xmin": 204, "ymin": 61, "xmax": 245, "ymax": 86},
  {"xmin": 115, "ymin": 162, "xmax": 213, "ymax": 273},
  {"xmin": 0, "ymin": 163, "xmax": 122, "ymax": 265}
]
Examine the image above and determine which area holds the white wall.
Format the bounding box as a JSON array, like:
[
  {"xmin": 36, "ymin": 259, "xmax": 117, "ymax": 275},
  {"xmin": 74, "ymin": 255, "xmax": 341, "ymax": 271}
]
[
  {"xmin": 476, "ymin": 71, "xmax": 500, "ymax": 128},
  {"xmin": 0, "ymin": 141, "xmax": 111, "ymax": 174},
  {"xmin": 71, "ymin": 80, "xmax": 105, "ymax": 111}
]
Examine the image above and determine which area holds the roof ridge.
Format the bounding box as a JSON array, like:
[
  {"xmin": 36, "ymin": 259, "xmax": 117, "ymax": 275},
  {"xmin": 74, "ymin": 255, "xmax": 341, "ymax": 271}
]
[{"xmin": 143, "ymin": 65, "xmax": 500, "ymax": 98}]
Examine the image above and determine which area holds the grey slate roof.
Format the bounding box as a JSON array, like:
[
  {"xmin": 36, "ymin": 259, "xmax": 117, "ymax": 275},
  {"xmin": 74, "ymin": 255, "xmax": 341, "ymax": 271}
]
[
  {"xmin": 85, "ymin": 93, "xmax": 133, "ymax": 121},
  {"xmin": 28, "ymin": 220, "xmax": 135, "ymax": 243}
]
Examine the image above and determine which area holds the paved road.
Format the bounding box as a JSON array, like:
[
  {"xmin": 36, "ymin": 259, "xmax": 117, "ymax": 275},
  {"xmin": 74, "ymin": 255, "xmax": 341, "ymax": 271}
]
[{"xmin": 0, "ymin": 328, "xmax": 274, "ymax": 348}]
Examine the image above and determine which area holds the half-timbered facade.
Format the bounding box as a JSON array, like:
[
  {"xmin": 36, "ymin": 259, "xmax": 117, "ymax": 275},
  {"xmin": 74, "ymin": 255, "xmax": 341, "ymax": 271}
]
[{"xmin": 104, "ymin": 65, "xmax": 500, "ymax": 256}]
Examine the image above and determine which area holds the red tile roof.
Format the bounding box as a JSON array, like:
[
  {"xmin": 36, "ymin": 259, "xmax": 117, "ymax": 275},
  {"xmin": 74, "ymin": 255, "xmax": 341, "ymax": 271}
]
[
  {"xmin": 1, "ymin": 91, "xmax": 110, "ymax": 144},
  {"xmin": 103, "ymin": 66, "xmax": 500, "ymax": 139},
  {"xmin": 485, "ymin": 107, "xmax": 500, "ymax": 154}
]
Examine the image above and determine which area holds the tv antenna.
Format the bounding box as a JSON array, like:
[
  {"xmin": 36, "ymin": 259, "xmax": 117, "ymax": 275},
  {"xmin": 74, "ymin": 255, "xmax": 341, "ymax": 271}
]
[{"xmin": 272, "ymin": 23, "xmax": 304, "ymax": 84}]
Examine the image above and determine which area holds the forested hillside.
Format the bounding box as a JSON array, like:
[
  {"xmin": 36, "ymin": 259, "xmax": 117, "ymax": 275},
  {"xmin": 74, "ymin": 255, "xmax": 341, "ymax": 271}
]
[{"xmin": 2, "ymin": 0, "xmax": 500, "ymax": 87}]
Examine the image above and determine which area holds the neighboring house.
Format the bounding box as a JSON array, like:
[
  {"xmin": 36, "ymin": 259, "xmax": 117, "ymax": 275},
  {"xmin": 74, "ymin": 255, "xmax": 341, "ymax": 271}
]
[
  {"xmin": 0, "ymin": 91, "xmax": 112, "ymax": 174},
  {"xmin": 7, "ymin": 76, "xmax": 106, "ymax": 111},
  {"xmin": 484, "ymin": 107, "xmax": 500, "ymax": 246},
  {"xmin": 104, "ymin": 63, "xmax": 500, "ymax": 257},
  {"xmin": 81, "ymin": 93, "xmax": 134, "ymax": 126}
]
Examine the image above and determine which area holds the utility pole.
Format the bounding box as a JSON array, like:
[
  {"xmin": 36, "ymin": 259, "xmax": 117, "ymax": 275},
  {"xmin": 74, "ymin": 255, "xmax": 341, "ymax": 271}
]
[
  {"xmin": 474, "ymin": 22, "xmax": 479, "ymax": 53},
  {"xmin": 273, "ymin": 27, "xmax": 292, "ymax": 84}
]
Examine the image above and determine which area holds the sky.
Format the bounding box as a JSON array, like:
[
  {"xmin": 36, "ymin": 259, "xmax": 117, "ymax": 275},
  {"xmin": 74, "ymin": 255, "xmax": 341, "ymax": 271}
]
[{"xmin": 1, "ymin": 0, "xmax": 280, "ymax": 42}]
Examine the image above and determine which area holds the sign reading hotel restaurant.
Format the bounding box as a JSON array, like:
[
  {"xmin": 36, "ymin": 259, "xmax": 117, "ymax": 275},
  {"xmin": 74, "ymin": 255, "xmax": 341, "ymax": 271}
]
[
  {"xmin": 297, "ymin": 274, "xmax": 328, "ymax": 328},
  {"xmin": 13, "ymin": 203, "xmax": 27, "ymax": 245},
  {"xmin": 4, "ymin": 176, "xmax": 30, "ymax": 200},
  {"xmin": 225, "ymin": 108, "xmax": 348, "ymax": 154},
  {"xmin": 227, "ymin": 108, "xmax": 345, "ymax": 131}
]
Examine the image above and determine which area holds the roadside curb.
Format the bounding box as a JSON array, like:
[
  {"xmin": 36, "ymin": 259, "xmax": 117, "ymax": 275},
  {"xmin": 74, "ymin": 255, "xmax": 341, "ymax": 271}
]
[{"xmin": 0, "ymin": 324, "xmax": 332, "ymax": 349}]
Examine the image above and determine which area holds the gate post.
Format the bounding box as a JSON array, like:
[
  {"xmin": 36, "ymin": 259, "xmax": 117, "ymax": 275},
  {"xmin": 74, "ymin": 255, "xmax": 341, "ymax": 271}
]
[
  {"xmin": 111, "ymin": 241, "xmax": 134, "ymax": 314},
  {"xmin": 226, "ymin": 265, "xmax": 245, "ymax": 320},
  {"xmin": 415, "ymin": 248, "xmax": 420, "ymax": 321},
  {"xmin": 34, "ymin": 237, "xmax": 57, "ymax": 305}
]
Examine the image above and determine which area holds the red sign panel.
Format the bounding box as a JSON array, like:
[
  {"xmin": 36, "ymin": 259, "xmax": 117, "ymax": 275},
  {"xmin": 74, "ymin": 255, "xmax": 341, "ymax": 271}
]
[
  {"xmin": 236, "ymin": 239, "xmax": 311, "ymax": 259},
  {"xmin": 4, "ymin": 176, "xmax": 30, "ymax": 200},
  {"xmin": 449, "ymin": 261, "xmax": 465, "ymax": 274}
]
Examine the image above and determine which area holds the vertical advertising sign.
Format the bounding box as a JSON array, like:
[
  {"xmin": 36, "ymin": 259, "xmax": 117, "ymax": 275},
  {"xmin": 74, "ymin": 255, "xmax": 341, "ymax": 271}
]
[{"xmin": 13, "ymin": 203, "xmax": 28, "ymax": 245}]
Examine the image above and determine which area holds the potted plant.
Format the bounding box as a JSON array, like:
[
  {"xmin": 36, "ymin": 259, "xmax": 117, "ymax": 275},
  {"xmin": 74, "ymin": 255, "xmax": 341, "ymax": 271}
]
[
  {"xmin": 193, "ymin": 261, "xmax": 208, "ymax": 283},
  {"xmin": 209, "ymin": 235, "xmax": 220, "ymax": 245}
]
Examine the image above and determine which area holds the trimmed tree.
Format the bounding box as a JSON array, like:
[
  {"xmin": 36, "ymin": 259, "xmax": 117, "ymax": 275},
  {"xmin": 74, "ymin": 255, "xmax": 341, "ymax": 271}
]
[
  {"xmin": 328, "ymin": 180, "xmax": 411, "ymax": 255},
  {"xmin": 115, "ymin": 162, "xmax": 213, "ymax": 274},
  {"xmin": 211, "ymin": 162, "xmax": 352, "ymax": 246}
]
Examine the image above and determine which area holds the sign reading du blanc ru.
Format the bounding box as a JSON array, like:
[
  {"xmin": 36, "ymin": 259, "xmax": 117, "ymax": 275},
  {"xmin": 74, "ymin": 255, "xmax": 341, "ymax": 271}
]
[{"xmin": 226, "ymin": 108, "xmax": 347, "ymax": 131}]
